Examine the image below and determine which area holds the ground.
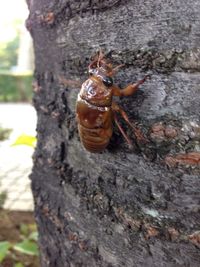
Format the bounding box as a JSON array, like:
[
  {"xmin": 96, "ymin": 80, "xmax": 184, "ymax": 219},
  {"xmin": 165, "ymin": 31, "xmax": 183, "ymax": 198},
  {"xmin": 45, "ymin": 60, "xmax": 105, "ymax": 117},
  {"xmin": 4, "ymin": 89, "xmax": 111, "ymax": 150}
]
[
  {"xmin": 0, "ymin": 103, "xmax": 38, "ymax": 266},
  {"xmin": 0, "ymin": 103, "xmax": 36, "ymax": 210}
]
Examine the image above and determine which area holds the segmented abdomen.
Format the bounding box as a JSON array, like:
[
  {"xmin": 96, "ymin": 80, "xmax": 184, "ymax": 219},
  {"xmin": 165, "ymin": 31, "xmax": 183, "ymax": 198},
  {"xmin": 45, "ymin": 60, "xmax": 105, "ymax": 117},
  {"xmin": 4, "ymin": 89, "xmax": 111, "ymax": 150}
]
[
  {"xmin": 76, "ymin": 96, "xmax": 112, "ymax": 153},
  {"xmin": 78, "ymin": 124, "xmax": 110, "ymax": 152}
]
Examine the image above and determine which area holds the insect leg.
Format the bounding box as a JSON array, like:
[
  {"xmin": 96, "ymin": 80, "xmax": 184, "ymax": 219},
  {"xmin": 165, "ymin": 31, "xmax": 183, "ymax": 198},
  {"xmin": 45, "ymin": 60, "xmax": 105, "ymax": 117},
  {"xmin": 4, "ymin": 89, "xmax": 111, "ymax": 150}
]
[
  {"xmin": 112, "ymin": 75, "xmax": 150, "ymax": 97},
  {"xmin": 112, "ymin": 102, "xmax": 147, "ymax": 143},
  {"xmin": 113, "ymin": 112, "xmax": 133, "ymax": 147}
]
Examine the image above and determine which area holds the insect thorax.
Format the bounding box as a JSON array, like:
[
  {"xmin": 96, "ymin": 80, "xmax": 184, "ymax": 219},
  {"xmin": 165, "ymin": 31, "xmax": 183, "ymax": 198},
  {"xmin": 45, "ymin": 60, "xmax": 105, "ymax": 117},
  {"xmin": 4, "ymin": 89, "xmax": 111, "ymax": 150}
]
[{"xmin": 79, "ymin": 78, "xmax": 112, "ymax": 107}]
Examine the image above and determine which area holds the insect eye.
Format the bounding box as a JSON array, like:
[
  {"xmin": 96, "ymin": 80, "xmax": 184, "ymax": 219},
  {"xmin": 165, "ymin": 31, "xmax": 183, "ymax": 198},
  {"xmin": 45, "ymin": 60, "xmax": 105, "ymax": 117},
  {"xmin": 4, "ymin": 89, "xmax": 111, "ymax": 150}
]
[{"xmin": 103, "ymin": 76, "xmax": 113, "ymax": 87}]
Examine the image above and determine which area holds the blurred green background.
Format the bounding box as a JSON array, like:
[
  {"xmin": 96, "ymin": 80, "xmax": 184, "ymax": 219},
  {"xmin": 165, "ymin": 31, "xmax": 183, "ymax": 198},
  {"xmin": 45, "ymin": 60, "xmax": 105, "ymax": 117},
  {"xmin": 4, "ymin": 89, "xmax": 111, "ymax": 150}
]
[
  {"xmin": 0, "ymin": 2, "xmax": 33, "ymax": 102},
  {"xmin": 0, "ymin": 72, "xmax": 32, "ymax": 102}
]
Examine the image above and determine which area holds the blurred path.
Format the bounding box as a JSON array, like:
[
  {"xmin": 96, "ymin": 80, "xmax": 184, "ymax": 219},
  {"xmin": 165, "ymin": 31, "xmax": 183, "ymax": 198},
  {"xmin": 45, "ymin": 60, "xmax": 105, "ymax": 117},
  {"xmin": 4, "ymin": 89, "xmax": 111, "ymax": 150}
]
[{"xmin": 0, "ymin": 103, "xmax": 36, "ymax": 211}]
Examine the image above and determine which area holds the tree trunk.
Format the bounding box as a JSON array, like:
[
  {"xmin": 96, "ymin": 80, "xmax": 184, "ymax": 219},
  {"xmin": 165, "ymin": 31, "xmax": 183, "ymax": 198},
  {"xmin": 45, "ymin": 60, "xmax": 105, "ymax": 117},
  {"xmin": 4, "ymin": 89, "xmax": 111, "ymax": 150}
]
[{"xmin": 28, "ymin": 0, "xmax": 200, "ymax": 266}]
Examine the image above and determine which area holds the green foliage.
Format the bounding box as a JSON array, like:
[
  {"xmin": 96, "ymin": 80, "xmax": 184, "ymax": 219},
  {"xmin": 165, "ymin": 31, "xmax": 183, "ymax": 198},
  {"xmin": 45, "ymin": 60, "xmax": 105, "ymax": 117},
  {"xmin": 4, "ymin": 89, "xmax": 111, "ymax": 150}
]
[
  {"xmin": 0, "ymin": 72, "xmax": 33, "ymax": 102},
  {"xmin": 0, "ymin": 224, "xmax": 39, "ymax": 267},
  {"xmin": 0, "ymin": 241, "xmax": 11, "ymax": 262},
  {"xmin": 0, "ymin": 239, "xmax": 39, "ymax": 263},
  {"xmin": 0, "ymin": 35, "xmax": 19, "ymax": 70},
  {"xmin": 20, "ymin": 223, "xmax": 30, "ymax": 237},
  {"xmin": 14, "ymin": 262, "xmax": 25, "ymax": 267},
  {"xmin": 12, "ymin": 134, "xmax": 37, "ymax": 147},
  {"xmin": 19, "ymin": 223, "xmax": 38, "ymax": 239},
  {"xmin": 0, "ymin": 223, "xmax": 39, "ymax": 264},
  {"xmin": 0, "ymin": 126, "xmax": 12, "ymax": 140},
  {"xmin": 13, "ymin": 240, "xmax": 39, "ymax": 256},
  {"xmin": 29, "ymin": 231, "xmax": 39, "ymax": 242}
]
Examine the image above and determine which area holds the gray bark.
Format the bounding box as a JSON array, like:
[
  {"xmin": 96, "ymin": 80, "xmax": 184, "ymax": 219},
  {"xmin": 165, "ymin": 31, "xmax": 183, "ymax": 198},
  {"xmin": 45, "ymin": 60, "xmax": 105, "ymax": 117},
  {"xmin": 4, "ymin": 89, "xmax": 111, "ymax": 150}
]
[{"xmin": 28, "ymin": 0, "xmax": 200, "ymax": 266}]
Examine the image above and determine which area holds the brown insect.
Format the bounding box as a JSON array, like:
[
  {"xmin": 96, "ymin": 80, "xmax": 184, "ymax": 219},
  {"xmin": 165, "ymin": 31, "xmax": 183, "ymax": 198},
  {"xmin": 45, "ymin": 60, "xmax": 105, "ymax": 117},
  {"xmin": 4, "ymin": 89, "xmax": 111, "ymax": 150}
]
[{"xmin": 76, "ymin": 51, "xmax": 149, "ymax": 153}]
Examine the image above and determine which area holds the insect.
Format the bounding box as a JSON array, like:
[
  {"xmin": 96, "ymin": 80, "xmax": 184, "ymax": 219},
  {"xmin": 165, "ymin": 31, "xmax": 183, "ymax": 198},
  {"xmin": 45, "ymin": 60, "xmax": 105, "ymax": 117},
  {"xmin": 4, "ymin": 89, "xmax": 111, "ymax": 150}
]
[{"xmin": 76, "ymin": 51, "xmax": 149, "ymax": 153}]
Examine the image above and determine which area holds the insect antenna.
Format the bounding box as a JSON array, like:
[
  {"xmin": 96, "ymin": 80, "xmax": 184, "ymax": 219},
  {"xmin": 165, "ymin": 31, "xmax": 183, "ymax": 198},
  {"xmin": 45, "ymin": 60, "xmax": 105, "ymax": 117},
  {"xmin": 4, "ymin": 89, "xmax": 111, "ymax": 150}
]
[
  {"xmin": 97, "ymin": 49, "xmax": 104, "ymax": 68},
  {"xmin": 112, "ymin": 64, "xmax": 125, "ymax": 73}
]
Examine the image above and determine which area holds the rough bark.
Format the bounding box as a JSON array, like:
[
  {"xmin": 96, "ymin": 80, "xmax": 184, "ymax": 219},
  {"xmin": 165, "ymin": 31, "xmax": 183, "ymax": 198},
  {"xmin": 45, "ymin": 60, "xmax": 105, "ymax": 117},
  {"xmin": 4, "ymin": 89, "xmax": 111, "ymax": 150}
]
[{"xmin": 28, "ymin": 0, "xmax": 200, "ymax": 266}]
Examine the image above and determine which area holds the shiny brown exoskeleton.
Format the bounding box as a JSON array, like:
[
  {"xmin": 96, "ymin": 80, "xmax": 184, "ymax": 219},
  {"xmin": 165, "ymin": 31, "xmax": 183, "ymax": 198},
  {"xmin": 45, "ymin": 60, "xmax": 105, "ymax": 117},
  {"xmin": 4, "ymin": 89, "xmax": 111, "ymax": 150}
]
[{"xmin": 76, "ymin": 51, "xmax": 149, "ymax": 153}]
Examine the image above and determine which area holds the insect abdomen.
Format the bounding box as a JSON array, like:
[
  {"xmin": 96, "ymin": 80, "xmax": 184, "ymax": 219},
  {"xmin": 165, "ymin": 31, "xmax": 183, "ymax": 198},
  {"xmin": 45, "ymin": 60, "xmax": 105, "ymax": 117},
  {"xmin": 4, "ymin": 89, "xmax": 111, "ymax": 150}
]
[
  {"xmin": 76, "ymin": 96, "xmax": 112, "ymax": 153},
  {"xmin": 78, "ymin": 124, "xmax": 111, "ymax": 152}
]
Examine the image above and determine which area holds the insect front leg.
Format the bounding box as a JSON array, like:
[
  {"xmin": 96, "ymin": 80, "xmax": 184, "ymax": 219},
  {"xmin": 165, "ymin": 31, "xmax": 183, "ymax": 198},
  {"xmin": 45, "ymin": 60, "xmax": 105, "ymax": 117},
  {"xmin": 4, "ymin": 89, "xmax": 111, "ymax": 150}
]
[
  {"xmin": 112, "ymin": 75, "xmax": 150, "ymax": 97},
  {"xmin": 112, "ymin": 102, "xmax": 147, "ymax": 144}
]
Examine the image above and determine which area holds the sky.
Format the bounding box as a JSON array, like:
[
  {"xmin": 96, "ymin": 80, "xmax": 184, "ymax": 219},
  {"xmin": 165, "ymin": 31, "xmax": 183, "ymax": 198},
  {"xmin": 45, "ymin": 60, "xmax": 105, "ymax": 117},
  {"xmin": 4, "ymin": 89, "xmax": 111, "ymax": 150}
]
[{"xmin": 0, "ymin": 0, "xmax": 29, "ymax": 42}]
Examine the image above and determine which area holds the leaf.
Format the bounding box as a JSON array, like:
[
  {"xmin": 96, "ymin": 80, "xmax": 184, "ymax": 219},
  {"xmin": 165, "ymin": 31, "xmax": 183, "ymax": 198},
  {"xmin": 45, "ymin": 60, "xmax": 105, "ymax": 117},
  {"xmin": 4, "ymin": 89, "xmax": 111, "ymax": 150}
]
[
  {"xmin": 12, "ymin": 134, "xmax": 36, "ymax": 147},
  {"xmin": 14, "ymin": 262, "xmax": 25, "ymax": 267},
  {"xmin": 0, "ymin": 241, "xmax": 11, "ymax": 263},
  {"xmin": 29, "ymin": 231, "xmax": 38, "ymax": 241},
  {"xmin": 28, "ymin": 223, "xmax": 37, "ymax": 233},
  {"xmin": 13, "ymin": 240, "xmax": 39, "ymax": 256},
  {"xmin": 20, "ymin": 223, "xmax": 29, "ymax": 237}
]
